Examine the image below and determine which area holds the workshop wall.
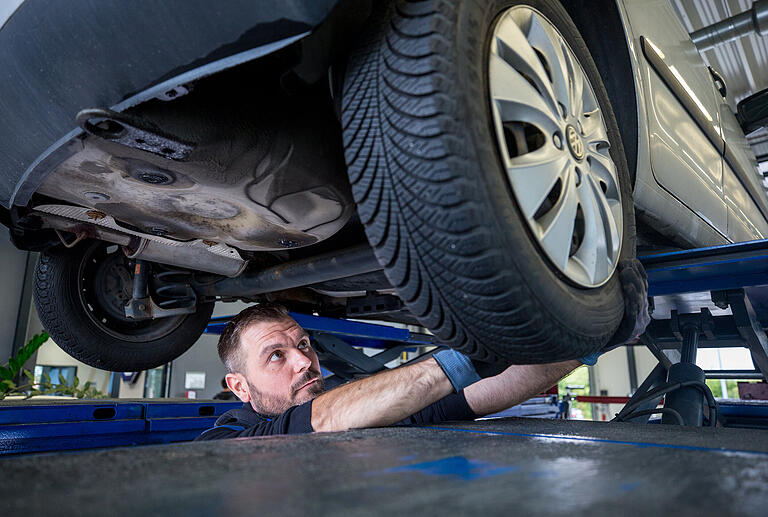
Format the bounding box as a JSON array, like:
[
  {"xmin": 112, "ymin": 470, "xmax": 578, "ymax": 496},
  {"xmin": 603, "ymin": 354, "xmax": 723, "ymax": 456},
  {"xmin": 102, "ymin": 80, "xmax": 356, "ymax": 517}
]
[
  {"xmin": 634, "ymin": 347, "xmax": 659, "ymax": 383},
  {"xmin": 591, "ymin": 346, "xmax": 656, "ymax": 421},
  {"xmin": 34, "ymin": 337, "xmax": 111, "ymax": 393},
  {"xmin": 120, "ymin": 372, "xmax": 146, "ymax": 398},
  {"xmin": 0, "ymin": 232, "xmax": 31, "ymax": 363},
  {"xmin": 169, "ymin": 333, "xmax": 228, "ymax": 399},
  {"xmin": 168, "ymin": 301, "xmax": 250, "ymax": 400}
]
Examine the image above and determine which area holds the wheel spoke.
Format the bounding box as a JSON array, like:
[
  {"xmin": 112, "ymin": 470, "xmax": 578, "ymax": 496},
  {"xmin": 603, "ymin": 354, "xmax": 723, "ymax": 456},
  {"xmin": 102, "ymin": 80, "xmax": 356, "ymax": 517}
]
[
  {"xmin": 538, "ymin": 167, "xmax": 579, "ymax": 270},
  {"xmin": 572, "ymin": 177, "xmax": 607, "ymax": 283},
  {"xmin": 582, "ymin": 108, "xmax": 609, "ymax": 148},
  {"xmin": 589, "ymin": 172, "xmax": 622, "ymax": 262},
  {"xmin": 563, "ymin": 47, "xmax": 585, "ymax": 119},
  {"xmin": 506, "ymin": 145, "xmax": 570, "ymax": 219},
  {"xmin": 489, "ymin": 52, "xmax": 561, "ymax": 134},
  {"xmin": 493, "ymin": 13, "xmax": 560, "ymax": 119},
  {"xmin": 586, "ymin": 151, "xmax": 620, "ymax": 197},
  {"xmin": 573, "ymin": 174, "xmax": 621, "ymax": 283},
  {"xmin": 527, "ymin": 12, "xmax": 571, "ymax": 118}
]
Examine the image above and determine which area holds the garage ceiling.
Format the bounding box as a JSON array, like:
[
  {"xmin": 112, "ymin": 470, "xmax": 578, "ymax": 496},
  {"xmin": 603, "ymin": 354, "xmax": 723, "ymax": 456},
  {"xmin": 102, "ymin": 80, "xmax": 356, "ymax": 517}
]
[{"xmin": 671, "ymin": 0, "xmax": 768, "ymax": 164}]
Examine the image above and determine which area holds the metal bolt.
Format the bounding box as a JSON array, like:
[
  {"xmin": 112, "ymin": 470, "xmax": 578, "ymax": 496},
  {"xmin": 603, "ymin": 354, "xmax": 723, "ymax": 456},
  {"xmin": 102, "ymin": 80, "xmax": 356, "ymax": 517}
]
[
  {"xmin": 553, "ymin": 133, "xmax": 563, "ymax": 150},
  {"xmin": 150, "ymin": 227, "xmax": 169, "ymax": 237},
  {"xmin": 138, "ymin": 171, "xmax": 173, "ymax": 185},
  {"xmin": 83, "ymin": 191, "xmax": 110, "ymax": 202},
  {"xmin": 279, "ymin": 239, "xmax": 300, "ymax": 248},
  {"xmin": 138, "ymin": 304, "xmax": 146, "ymax": 311}
]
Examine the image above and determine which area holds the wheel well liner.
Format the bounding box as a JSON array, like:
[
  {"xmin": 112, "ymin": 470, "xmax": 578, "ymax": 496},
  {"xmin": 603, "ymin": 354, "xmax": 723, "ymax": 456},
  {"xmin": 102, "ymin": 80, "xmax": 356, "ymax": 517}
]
[{"xmin": 562, "ymin": 0, "xmax": 638, "ymax": 187}]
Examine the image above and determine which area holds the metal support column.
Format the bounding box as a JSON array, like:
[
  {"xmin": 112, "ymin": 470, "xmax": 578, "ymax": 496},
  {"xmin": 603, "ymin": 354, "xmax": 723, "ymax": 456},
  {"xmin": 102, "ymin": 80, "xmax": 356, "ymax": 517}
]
[
  {"xmin": 108, "ymin": 372, "xmax": 121, "ymax": 398},
  {"xmin": 626, "ymin": 346, "xmax": 639, "ymax": 392},
  {"xmin": 724, "ymin": 289, "xmax": 768, "ymax": 379},
  {"xmin": 662, "ymin": 310, "xmax": 710, "ymax": 426}
]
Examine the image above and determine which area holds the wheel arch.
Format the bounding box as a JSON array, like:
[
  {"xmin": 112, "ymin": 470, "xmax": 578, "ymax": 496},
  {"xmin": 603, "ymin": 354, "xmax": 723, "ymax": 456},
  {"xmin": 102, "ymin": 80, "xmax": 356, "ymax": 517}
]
[{"xmin": 562, "ymin": 0, "xmax": 639, "ymax": 188}]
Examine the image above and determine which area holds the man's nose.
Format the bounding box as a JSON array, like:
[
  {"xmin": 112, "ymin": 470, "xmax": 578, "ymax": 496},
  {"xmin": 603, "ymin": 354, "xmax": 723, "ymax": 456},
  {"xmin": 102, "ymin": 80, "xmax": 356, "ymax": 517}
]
[{"xmin": 290, "ymin": 349, "xmax": 311, "ymax": 372}]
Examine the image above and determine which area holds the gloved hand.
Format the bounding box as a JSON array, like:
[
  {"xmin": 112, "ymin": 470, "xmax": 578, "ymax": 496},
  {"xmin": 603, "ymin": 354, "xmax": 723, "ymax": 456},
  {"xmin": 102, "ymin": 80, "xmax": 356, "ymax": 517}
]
[
  {"xmin": 433, "ymin": 348, "xmax": 481, "ymax": 392},
  {"xmin": 580, "ymin": 258, "xmax": 650, "ymax": 366}
]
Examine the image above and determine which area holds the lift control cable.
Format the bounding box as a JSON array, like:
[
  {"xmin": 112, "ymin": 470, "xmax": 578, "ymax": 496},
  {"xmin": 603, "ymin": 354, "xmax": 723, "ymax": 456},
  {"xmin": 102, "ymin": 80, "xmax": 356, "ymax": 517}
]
[
  {"xmin": 614, "ymin": 407, "xmax": 685, "ymax": 426},
  {"xmin": 611, "ymin": 380, "xmax": 718, "ymax": 426}
]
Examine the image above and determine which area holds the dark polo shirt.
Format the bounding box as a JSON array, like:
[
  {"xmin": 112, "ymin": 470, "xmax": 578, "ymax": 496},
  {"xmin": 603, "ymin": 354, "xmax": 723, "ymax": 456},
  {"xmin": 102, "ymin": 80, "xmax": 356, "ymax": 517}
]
[{"xmin": 196, "ymin": 390, "xmax": 477, "ymax": 440}]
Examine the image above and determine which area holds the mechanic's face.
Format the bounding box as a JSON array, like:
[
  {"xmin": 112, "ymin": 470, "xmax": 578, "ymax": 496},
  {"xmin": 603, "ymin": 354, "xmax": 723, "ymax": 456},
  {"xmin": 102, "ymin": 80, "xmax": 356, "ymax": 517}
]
[{"xmin": 227, "ymin": 317, "xmax": 324, "ymax": 417}]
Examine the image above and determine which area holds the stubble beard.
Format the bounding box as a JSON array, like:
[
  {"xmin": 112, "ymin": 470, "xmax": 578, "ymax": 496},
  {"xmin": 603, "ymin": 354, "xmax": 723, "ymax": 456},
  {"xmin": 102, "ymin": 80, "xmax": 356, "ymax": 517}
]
[{"xmin": 247, "ymin": 371, "xmax": 325, "ymax": 417}]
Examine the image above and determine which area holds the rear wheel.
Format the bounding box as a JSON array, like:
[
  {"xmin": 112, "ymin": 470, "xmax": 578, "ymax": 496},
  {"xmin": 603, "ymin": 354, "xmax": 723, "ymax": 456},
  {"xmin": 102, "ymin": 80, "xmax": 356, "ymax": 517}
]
[
  {"xmin": 34, "ymin": 241, "xmax": 214, "ymax": 371},
  {"xmin": 342, "ymin": 0, "xmax": 635, "ymax": 363}
]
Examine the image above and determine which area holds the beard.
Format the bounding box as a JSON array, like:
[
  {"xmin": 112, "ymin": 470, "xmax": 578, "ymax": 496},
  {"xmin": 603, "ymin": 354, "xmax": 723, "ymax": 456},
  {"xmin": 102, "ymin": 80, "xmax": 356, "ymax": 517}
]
[{"xmin": 247, "ymin": 370, "xmax": 325, "ymax": 417}]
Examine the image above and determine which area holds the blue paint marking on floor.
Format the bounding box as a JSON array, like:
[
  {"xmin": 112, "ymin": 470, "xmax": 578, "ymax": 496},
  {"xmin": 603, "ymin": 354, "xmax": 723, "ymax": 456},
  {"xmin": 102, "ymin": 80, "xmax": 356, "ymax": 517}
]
[
  {"xmin": 372, "ymin": 456, "xmax": 520, "ymax": 481},
  {"xmin": 528, "ymin": 470, "xmax": 556, "ymax": 479},
  {"xmin": 419, "ymin": 426, "xmax": 768, "ymax": 457},
  {"xmin": 620, "ymin": 482, "xmax": 641, "ymax": 492}
]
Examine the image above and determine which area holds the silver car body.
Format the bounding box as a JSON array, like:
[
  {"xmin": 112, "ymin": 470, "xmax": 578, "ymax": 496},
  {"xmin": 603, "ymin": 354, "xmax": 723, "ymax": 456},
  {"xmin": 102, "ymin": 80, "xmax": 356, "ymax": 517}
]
[
  {"xmin": 3, "ymin": 0, "xmax": 765, "ymax": 258},
  {"xmin": 616, "ymin": 0, "xmax": 768, "ymax": 247}
]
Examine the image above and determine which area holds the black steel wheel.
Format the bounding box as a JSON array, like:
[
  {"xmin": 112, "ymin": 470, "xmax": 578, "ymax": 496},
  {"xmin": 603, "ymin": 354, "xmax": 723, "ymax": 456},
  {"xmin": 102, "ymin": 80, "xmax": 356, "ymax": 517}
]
[{"xmin": 34, "ymin": 241, "xmax": 214, "ymax": 371}]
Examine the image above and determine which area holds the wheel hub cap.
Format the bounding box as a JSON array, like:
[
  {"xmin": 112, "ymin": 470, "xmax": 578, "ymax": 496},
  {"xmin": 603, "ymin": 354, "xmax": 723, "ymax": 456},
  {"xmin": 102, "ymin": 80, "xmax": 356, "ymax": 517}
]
[
  {"xmin": 566, "ymin": 124, "xmax": 584, "ymax": 161},
  {"xmin": 487, "ymin": 6, "xmax": 623, "ymax": 288}
]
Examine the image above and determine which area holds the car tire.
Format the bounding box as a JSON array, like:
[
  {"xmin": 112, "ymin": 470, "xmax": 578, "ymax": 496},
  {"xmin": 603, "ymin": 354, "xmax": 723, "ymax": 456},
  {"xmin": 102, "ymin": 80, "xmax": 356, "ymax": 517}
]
[
  {"xmin": 341, "ymin": 0, "xmax": 636, "ymax": 363},
  {"xmin": 34, "ymin": 241, "xmax": 215, "ymax": 371}
]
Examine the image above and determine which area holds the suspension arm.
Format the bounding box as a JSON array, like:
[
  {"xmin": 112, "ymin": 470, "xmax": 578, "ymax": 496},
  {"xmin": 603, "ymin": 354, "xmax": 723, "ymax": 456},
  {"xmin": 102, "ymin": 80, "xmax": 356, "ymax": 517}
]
[{"xmin": 196, "ymin": 245, "xmax": 384, "ymax": 298}]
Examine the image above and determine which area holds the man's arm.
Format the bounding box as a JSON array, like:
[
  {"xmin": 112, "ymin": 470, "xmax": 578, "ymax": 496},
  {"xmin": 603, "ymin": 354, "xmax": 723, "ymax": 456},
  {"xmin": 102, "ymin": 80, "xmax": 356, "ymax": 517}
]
[
  {"xmin": 464, "ymin": 359, "xmax": 580, "ymax": 416},
  {"xmin": 311, "ymin": 357, "xmax": 453, "ymax": 432}
]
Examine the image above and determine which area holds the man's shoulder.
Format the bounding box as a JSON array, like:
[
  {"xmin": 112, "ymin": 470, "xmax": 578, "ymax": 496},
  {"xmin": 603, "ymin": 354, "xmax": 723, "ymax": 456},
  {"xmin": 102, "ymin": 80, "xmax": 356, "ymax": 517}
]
[
  {"xmin": 216, "ymin": 403, "xmax": 267, "ymax": 427},
  {"xmin": 195, "ymin": 404, "xmax": 267, "ymax": 441},
  {"xmin": 196, "ymin": 400, "xmax": 315, "ymax": 440}
]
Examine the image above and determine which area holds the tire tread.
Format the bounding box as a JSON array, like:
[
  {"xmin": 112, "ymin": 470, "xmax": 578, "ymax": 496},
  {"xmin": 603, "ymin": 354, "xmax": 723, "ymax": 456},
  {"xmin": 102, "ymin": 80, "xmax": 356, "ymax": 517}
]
[{"xmin": 342, "ymin": 0, "xmax": 630, "ymax": 362}]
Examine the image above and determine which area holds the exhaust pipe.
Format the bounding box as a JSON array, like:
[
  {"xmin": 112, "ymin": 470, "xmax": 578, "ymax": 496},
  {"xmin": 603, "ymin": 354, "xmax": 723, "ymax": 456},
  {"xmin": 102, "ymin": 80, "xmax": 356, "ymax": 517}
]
[{"xmin": 198, "ymin": 244, "xmax": 383, "ymax": 298}]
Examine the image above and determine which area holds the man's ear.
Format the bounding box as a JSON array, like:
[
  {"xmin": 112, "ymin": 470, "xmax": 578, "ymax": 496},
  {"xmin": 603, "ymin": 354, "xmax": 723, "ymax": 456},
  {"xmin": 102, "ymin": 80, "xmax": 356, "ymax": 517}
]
[{"xmin": 226, "ymin": 373, "xmax": 250, "ymax": 403}]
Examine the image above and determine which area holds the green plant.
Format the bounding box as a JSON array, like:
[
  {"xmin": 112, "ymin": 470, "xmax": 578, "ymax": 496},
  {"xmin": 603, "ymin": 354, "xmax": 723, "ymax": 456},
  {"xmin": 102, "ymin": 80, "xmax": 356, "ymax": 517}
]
[{"xmin": 0, "ymin": 332, "xmax": 107, "ymax": 400}]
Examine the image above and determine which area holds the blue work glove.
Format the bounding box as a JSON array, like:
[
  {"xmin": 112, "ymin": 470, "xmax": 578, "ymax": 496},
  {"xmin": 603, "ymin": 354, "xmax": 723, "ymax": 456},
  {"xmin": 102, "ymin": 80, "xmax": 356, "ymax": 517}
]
[
  {"xmin": 433, "ymin": 349, "xmax": 481, "ymax": 392},
  {"xmin": 580, "ymin": 259, "xmax": 651, "ymax": 366}
]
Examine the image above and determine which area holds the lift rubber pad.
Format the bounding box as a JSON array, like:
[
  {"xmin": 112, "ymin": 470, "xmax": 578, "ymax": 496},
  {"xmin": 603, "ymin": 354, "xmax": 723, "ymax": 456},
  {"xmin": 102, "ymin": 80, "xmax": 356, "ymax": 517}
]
[{"xmin": 2, "ymin": 418, "xmax": 768, "ymax": 516}]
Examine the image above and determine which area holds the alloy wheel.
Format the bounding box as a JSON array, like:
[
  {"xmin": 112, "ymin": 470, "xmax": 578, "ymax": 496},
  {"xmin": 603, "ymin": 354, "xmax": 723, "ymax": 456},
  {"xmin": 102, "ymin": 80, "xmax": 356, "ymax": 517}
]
[{"xmin": 488, "ymin": 6, "xmax": 623, "ymax": 287}]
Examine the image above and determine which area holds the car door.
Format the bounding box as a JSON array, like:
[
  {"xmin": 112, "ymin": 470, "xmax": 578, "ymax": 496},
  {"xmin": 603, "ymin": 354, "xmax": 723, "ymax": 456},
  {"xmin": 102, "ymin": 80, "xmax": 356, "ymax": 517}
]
[
  {"xmin": 710, "ymin": 69, "xmax": 768, "ymax": 241},
  {"xmin": 621, "ymin": 0, "xmax": 727, "ymax": 236}
]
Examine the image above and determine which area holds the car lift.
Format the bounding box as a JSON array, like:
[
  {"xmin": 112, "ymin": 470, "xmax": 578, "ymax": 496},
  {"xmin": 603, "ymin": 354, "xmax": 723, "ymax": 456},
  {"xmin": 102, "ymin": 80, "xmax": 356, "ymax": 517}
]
[
  {"xmin": 630, "ymin": 240, "xmax": 768, "ymax": 427},
  {"xmin": 3, "ymin": 240, "xmax": 768, "ymax": 514},
  {"xmin": 3, "ymin": 239, "xmax": 768, "ymax": 456}
]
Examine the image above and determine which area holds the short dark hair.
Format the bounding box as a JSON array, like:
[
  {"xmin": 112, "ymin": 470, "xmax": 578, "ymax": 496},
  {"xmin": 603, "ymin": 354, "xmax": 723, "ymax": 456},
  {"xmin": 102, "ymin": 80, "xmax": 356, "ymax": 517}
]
[{"xmin": 217, "ymin": 302, "xmax": 293, "ymax": 373}]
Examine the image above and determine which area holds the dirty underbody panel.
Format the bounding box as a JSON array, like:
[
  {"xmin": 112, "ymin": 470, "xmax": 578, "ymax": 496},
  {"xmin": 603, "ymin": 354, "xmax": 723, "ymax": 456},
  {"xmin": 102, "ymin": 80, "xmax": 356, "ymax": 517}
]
[{"xmin": 36, "ymin": 89, "xmax": 354, "ymax": 252}]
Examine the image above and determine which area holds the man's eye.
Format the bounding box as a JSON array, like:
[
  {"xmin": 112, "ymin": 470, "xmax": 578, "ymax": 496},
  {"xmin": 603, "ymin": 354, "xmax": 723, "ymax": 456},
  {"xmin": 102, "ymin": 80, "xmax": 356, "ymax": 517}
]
[
  {"xmin": 298, "ymin": 342, "xmax": 309, "ymax": 350},
  {"xmin": 269, "ymin": 351, "xmax": 282, "ymax": 362}
]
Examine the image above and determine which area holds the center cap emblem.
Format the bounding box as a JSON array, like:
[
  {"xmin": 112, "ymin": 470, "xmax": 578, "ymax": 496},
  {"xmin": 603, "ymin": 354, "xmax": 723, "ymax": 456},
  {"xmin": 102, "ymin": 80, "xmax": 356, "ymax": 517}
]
[{"xmin": 566, "ymin": 125, "xmax": 584, "ymax": 160}]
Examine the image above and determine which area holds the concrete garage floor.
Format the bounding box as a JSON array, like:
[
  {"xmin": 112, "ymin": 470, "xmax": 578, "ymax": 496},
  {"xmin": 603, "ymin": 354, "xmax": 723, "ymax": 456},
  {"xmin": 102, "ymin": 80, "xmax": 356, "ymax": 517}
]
[{"xmin": 2, "ymin": 417, "xmax": 768, "ymax": 516}]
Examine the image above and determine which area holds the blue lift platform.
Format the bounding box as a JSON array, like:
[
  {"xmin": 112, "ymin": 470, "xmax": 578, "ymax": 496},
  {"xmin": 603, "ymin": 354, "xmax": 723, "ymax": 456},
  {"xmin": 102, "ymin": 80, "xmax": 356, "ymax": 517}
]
[
  {"xmin": 2, "ymin": 238, "xmax": 768, "ymax": 454},
  {"xmin": 3, "ymin": 240, "xmax": 768, "ymax": 514}
]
